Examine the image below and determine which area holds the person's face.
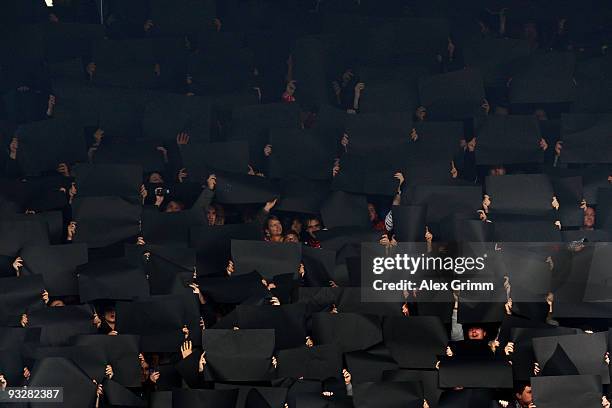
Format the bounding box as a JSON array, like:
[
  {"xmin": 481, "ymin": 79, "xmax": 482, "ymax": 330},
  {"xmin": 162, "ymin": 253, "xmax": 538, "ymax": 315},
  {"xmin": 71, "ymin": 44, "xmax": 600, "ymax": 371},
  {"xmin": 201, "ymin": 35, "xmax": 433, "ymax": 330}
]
[
  {"xmin": 367, "ymin": 203, "xmax": 377, "ymax": 222},
  {"xmin": 416, "ymin": 107, "xmax": 427, "ymax": 121},
  {"xmin": 306, "ymin": 219, "xmax": 321, "ymax": 234},
  {"xmin": 165, "ymin": 201, "xmax": 183, "ymax": 213},
  {"xmin": 207, "ymin": 207, "xmax": 216, "ymax": 225},
  {"xmin": 104, "ymin": 309, "xmax": 116, "ymax": 323},
  {"xmin": 341, "ymin": 70, "xmax": 353, "ymax": 85},
  {"xmin": 516, "ymin": 386, "xmax": 533, "ymax": 406},
  {"xmin": 584, "ymin": 207, "xmax": 596, "ymax": 229},
  {"xmin": 291, "ymin": 219, "xmax": 302, "ymax": 234},
  {"xmin": 467, "ymin": 327, "xmax": 486, "ymax": 340},
  {"xmin": 267, "ymin": 219, "xmax": 283, "ymax": 237},
  {"xmin": 284, "ymin": 233, "xmax": 299, "ymax": 243},
  {"xmin": 467, "ymin": 137, "xmax": 477, "ymax": 152},
  {"xmin": 489, "ymin": 166, "xmax": 506, "ymax": 176},
  {"xmin": 148, "ymin": 172, "xmax": 164, "ymax": 184},
  {"xmin": 49, "ymin": 299, "xmax": 65, "ymax": 307}
]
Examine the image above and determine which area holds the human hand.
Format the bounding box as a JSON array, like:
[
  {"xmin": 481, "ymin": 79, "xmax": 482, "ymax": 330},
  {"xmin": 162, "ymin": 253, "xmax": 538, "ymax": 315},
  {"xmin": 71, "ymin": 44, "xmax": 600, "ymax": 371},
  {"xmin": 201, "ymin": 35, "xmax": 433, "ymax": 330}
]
[{"xmin": 181, "ymin": 340, "xmax": 193, "ymax": 359}]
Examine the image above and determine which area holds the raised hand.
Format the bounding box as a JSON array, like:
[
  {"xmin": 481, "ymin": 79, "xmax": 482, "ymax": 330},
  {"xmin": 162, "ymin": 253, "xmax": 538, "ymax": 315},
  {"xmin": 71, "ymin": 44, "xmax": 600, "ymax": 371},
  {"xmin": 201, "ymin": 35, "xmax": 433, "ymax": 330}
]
[
  {"xmin": 551, "ymin": 195, "xmax": 559, "ymax": 210},
  {"xmin": 424, "ymin": 226, "xmax": 433, "ymax": 243},
  {"xmin": 410, "ymin": 128, "xmax": 418, "ymax": 141},
  {"xmin": 93, "ymin": 128, "xmax": 104, "ymax": 146},
  {"xmin": 263, "ymin": 144, "xmax": 273, "ymax": 157},
  {"xmin": 198, "ymin": 352, "xmax": 206, "ymax": 373},
  {"xmin": 332, "ymin": 159, "xmax": 341, "ymax": 177},
  {"xmin": 149, "ymin": 371, "xmax": 160, "ymax": 383},
  {"xmin": 47, "ymin": 94, "xmax": 56, "ymax": 116},
  {"xmin": 341, "ymin": 133, "xmax": 349, "ymax": 151},
  {"xmin": 67, "ymin": 221, "xmax": 77, "ymax": 241},
  {"xmin": 105, "ymin": 365, "xmax": 114, "ymax": 379},
  {"xmin": 206, "ymin": 174, "xmax": 216, "ymax": 191},
  {"xmin": 139, "ymin": 184, "xmax": 148, "ymax": 204},
  {"xmin": 264, "ymin": 198, "xmax": 278, "ymax": 213},
  {"xmin": 504, "ymin": 298, "xmax": 513, "ymax": 315},
  {"xmin": 92, "ymin": 313, "xmax": 102, "ymax": 329},
  {"xmin": 176, "ymin": 132, "xmax": 190, "ymax": 146},
  {"xmin": 143, "ymin": 19, "xmax": 154, "ymax": 32},
  {"xmin": 342, "ymin": 369, "xmax": 351, "ymax": 385},
  {"xmin": 450, "ymin": 161, "xmax": 458, "ymax": 179},
  {"xmin": 86, "ymin": 62, "xmax": 96, "ymax": 80},
  {"xmin": 271, "ymin": 356, "xmax": 277, "ymax": 369},
  {"xmin": 177, "ymin": 168, "xmax": 188, "ymax": 183},
  {"xmin": 181, "ymin": 340, "xmax": 193, "ymax": 359},
  {"xmin": 9, "ymin": 137, "xmax": 18, "ymax": 160},
  {"xmin": 12, "ymin": 257, "xmax": 23, "ymax": 274},
  {"xmin": 554, "ymin": 141, "xmax": 563, "ymax": 157}
]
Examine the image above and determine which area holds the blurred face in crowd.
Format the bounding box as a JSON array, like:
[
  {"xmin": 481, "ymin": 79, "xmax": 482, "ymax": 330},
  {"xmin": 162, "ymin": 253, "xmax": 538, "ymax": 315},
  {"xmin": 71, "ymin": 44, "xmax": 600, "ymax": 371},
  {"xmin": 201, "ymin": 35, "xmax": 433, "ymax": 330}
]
[
  {"xmin": 49, "ymin": 299, "xmax": 65, "ymax": 307},
  {"xmin": 489, "ymin": 165, "xmax": 506, "ymax": 176},
  {"xmin": 515, "ymin": 385, "xmax": 533, "ymax": 406},
  {"xmin": 165, "ymin": 201, "xmax": 184, "ymax": 213},
  {"xmin": 267, "ymin": 218, "xmax": 283, "ymax": 238},
  {"xmin": 341, "ymin": 69, "xmax": 353, "ymax": 86},
  {"xmin": 367, "ymin": 203, "xmax": 378, "ymax": 222},
  {"xmin": 467, "ymin": 326, "xmax": 486, "ymax": 340},
  {"xmin": 415, "ymin": 106, "xmax": 427, "ymax": 121},
  {"xmin": 290, "ymin": 218, "xmax": 303, "ymax": 234},
  {"xmin": 284, "ymin": 232, "xmax": 300, "ymax": 243},
  {"xmin": 104, "ymin": 309, "xmax": 116, "ymax": 324},
  {"xmin": 207, "ymin": 206, "xmax": 216, "ymax": 225},
  {"xmin": 306, "ymin": 219, "xmax": 321, "ymax": 235},
  {"xmin": 148, "ymin": 172, "xmax": 164, "ymax": 184},
  {"xmin": 583, "ymin": 207, "xmax": 596, "ymax": 229}
]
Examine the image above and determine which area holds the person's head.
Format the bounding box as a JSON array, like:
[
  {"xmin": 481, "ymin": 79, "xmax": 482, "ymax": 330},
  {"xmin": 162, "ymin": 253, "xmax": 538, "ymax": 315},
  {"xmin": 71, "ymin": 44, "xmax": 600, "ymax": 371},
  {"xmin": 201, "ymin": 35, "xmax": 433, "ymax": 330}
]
[
  {"xmin": 466, "ymin": 325, "xmax": 487, "ymax": 340},
  {"xmin": 266, "ymin": 215, "xmax": 283, "ymax": 238},
  {"xmin": 514, "ymin": 384, "xmax": 533, "ymax": 407},
  {"xmin": 104, "ymin": 307, "xmax": 116, "ymax": 324},
  {"xmin": 466, "ymin": 136, "xmax": 477, "ymax": 152},
  {"xmin": 284, "ymin": 230, "xmax": 300, "ymax": 243},
  {"xmin": 290, "ymin": 217, "xmax": 303, "ymax": 234},
  {"xmin": 206, "ymin": 205, "xmax": 217, "ymax": 225},
  {"xmin": 367, "ymin": 203, "xmax": 379, "ymax": 222},
  {"xmin": 49, "ymin": 299, "xmax": 65, "ymax": 307},
  {"xmin": 415, "ymin": 106, "xmax": 427, "ymax": 121},
  {"xmin": 165, "ymin": 200, "xmax": 185, "ymax": 213},
  {"xmin": 305, "ymin": 217, "xmax": 322, "ymax": 235},
  {"xmin": 489, "ymin": 165, "xmax": 506, "ymax": 176},
  {"xmin": 583, "ymin": 206, "xmax": 596, "ymax": 230},
  {"xmin": 341, "ymin": 69, "xmax": 354, "ymax": 86},
  {"xmin": 147, "ymin": 172, "xmax": 164, "ymax": 184},
  {"xmin": 214, "ymin": 204, "xmax": 225, "ymax": 225}
]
